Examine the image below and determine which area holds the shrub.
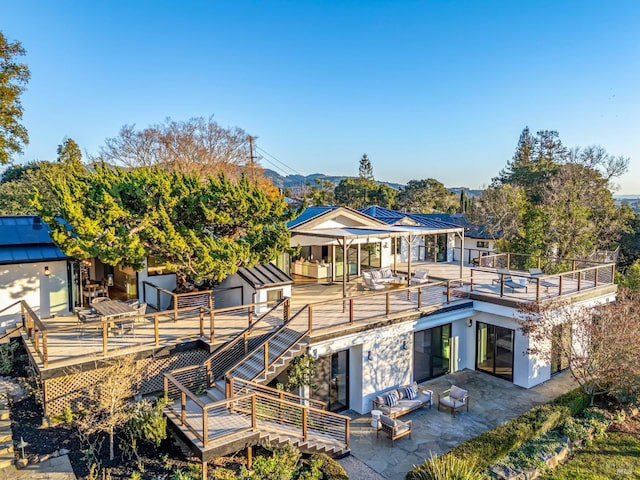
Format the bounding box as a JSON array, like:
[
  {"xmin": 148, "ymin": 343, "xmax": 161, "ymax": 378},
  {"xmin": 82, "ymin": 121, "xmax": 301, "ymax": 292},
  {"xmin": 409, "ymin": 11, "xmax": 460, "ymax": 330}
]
[
  {"xmin": 298, "ymin": 455, "xmax": 324, "ymax": 480},
  {"xmin": 311, "ymin": 453, "xmax": 348, "ymax": 480},
  {"xmin": 493, "ymin": 430, "xmax": 565, "ymax": 473},
  {"xmin": 241, "ymin": 445, "xmax": 300, "ymax": 480},
  {"xmin": 406, "ymin": 453, "xmax": 482, "ymax": 480},
  {"xmin": 213, "ymin": 468, "xmax": 238, "ymax": 480},
  {"xmin": 0, "ymin": 341, "xmax": 18, "ymax": 375},
  {"xmin": 549, "ymin": 388, "xmax": 590, "ymax": 416}
]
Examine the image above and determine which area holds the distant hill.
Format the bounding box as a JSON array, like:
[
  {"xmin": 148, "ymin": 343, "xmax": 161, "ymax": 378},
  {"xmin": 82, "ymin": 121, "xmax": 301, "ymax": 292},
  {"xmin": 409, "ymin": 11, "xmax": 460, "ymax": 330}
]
[{"xmin": 264, "ymin": 170, "xmax": 480, "ymax": 196}]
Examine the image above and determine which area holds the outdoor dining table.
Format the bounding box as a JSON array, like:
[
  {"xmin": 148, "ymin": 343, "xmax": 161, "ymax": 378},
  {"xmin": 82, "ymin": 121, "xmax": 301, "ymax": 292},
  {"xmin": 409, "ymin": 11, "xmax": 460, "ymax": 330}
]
[{"xmin": 90, "ymin": 300, "xmax": 137, "ymax": 320}]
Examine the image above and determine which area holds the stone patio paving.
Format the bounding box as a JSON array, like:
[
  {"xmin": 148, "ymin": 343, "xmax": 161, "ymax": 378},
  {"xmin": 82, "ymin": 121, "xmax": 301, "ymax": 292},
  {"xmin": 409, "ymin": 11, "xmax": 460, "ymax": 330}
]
[{"xmin": 340, "ymin": 369, "xmax": 577, "ymax": 480}]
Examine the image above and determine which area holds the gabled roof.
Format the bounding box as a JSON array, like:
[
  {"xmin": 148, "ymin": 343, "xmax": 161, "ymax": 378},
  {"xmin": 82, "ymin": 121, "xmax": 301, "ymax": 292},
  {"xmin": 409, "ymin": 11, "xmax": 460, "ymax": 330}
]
[
  {"xmin": 236, "ymin": 264, "xmax": 294, "ymax": 289},
  {"xmin": 0, "ymin": 216, "xmax": 69, "ymax": 265},
  {"xmin": 287, "ymin": 206, "xmax": 338, "ymax": 228},
  {"xmin": 288, "ymin": 206, "xmax": 388, "ymax": 230}
]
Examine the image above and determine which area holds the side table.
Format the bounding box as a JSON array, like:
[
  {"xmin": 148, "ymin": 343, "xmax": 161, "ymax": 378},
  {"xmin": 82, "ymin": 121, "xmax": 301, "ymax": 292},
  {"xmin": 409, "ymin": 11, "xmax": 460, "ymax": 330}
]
[{"xmin": 370, "ymin": 409, "xmax": 382, "ymax": 428}]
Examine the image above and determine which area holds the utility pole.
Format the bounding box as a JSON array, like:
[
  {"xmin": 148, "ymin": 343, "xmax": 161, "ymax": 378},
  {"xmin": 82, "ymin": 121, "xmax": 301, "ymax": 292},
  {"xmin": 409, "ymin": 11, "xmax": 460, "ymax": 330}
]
[{"xmin": 248, "ymin": 135, "xmax": 256, "ymax": 182}]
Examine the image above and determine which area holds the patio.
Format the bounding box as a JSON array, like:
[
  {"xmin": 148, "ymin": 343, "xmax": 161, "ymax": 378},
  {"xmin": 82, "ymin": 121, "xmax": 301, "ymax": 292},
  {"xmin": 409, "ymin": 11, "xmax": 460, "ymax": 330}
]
[{"xmin": 341, "ymin": 369, "xmax": 577, "ymax": 480}]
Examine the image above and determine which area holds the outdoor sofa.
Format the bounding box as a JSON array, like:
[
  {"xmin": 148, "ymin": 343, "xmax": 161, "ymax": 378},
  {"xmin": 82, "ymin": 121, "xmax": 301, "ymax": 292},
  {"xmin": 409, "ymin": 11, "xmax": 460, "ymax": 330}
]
[
  {"xmin": 372, "ymin": 382, "xmax": 432, "ymax": 419},
  {"xmin": 363, "ymin": 267, "xmax": 403, "ymax": 290}
]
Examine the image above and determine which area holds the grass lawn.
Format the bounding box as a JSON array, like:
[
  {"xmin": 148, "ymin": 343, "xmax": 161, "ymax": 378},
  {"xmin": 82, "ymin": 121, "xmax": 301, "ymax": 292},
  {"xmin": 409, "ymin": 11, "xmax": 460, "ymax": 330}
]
[{"xmin": 541, "ymin": 417, "xmax": 640, "ymax": 480}]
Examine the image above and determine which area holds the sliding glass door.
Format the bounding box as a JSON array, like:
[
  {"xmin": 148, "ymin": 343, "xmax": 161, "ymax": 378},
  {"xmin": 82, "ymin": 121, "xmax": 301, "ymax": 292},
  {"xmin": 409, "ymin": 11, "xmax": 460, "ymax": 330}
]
[
  {"xmin": 476, "ymin": 322, "xmax": 514, "ymax": 381},
  {"xmin": 413, "ymin": 324, "xmax": 451, "ymax": 383},
  {"xmin": 311, "ymin": 349, "xmax": 349, "ymax": 412}
]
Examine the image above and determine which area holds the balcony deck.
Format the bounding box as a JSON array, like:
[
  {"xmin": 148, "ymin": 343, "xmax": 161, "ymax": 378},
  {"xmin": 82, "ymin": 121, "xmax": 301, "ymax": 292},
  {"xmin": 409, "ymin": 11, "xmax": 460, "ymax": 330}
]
[{"xmin": 16, "ymin": 254, "xmax": 616, "ymax": 374}]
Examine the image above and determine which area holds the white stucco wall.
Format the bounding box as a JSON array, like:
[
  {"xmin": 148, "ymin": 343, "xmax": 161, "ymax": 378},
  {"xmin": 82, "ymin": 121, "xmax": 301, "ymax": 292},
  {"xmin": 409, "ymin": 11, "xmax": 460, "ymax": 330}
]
[
  {"xmin": 309, "ymin": 306, "xmax": 472, "ymax": 414},
  {"xmin": 138, "ymin": 260, "xmax": 176, "ymax": 310},
  {"xmin": 0, "ymin": 260, "xmax": 69, "ymax": 320}
]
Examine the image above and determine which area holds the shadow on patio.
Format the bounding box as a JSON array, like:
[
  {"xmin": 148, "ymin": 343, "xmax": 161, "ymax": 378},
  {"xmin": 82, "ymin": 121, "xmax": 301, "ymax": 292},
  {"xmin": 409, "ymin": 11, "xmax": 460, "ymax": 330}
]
[{"xmin": 341, "ymin": 369, "xmax": 577, "ymax": 480}]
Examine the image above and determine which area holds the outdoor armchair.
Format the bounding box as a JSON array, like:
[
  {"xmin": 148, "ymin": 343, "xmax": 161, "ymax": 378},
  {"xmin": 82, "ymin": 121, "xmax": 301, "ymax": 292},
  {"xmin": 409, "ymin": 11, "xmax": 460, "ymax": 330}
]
[
  {"xmin": 377, "ymin": 414, "xmax": 412, "ymax": 446},
  {"xmin": 437, "ymin": 385, "xmax": 469, "ymax": 417},
  {"xmin": 410, "ymin": 269, "xmax": 429, "ymax": 285}
]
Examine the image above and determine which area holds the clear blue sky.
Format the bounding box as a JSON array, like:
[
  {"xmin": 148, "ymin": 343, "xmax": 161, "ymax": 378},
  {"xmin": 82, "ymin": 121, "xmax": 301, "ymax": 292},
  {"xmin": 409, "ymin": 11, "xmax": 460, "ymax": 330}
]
[{"xmin": 4, "ymin": 1, "xmax": 640, "ymax": 194}]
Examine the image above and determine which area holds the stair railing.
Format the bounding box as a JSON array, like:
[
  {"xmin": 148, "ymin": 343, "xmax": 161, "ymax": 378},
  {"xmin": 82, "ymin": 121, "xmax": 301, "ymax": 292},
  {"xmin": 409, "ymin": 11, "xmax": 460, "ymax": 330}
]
[
  {"xmin": 225, "ymin": 302, "xmax": 311, "ymax": 383},
  {"xmin": 163, "ymin": 298, "xmax": 290, "ymax": 400}
]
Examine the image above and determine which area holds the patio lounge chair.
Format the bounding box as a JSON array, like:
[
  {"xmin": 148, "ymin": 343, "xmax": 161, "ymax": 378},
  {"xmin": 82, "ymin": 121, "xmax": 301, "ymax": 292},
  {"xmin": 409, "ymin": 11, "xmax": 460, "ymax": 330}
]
[
  {"xmin": 377, "ymin": 414, "xmax": 412, "ymax": 446},
  {"xmin": 438, "ymin": 385, "xmax": 469, "ymax": 417},
  {"xmin": 528, "ymin": 268, "xmax": 559, "ymax": 290},
  {"xmin": 410, "ymin": 269, "xmax": 429, "ymax": 285},
  {"xmin": 493, "ymin": 269, "xmax": 528, "ymax": 293},
  {"xmin": 363, "ymin": 271, "xmax": 386, "ymax": 291}
]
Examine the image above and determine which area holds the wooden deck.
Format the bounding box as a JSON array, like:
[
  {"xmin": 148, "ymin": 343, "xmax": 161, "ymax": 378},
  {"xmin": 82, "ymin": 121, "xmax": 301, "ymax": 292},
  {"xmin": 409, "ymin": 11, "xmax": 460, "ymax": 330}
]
[{"xmin": 15, "ymin": 255, "xmax": 616, "ymax": 373}]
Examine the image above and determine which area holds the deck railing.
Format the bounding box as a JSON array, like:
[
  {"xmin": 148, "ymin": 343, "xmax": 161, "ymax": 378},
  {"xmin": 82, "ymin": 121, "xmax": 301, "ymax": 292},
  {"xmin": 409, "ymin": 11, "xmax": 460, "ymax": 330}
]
[
  {"xmin": 142, "ymin": 281, "xmax": 243, "ymax": 320},
  {"xmin": 20, "ymin": 299, "xmax": 279, "ymax": 369},
  {"xmin": 475, "ymin": 252, "xmax": 614, "ymax": 273},
  {"xmin": 163, "ymin": 299, "xmax": 290, "ymax": 399},
  {"xmin": 19, "ymin": 259, "xmax": 616, "ymax": 369},
  {"xmin": 164, "ymin": 373, "xmax": 349, "ymax": 450},
  {"xmin": 470, "ymin": 262, "xmax": 616, "ymax": 302}
]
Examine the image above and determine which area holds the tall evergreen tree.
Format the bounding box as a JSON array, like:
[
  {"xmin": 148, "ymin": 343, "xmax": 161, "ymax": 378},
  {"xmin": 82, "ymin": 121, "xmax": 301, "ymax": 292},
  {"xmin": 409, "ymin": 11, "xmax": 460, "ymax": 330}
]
[
  {"xmin": 358, "ymin": 153, "xmax": 374, "ymax": 181},
  {"xmin": 0, "ymin": 31, "xmax": 30, "ymax": 164}
]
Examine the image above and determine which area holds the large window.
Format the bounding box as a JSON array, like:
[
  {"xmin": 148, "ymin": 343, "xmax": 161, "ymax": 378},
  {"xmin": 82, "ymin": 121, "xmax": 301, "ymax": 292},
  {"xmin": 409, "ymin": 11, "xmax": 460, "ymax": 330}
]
[
  {"xmin": 413, "ymin": 324, "xmax": 451, "ymax": 383},
  {"xmin": 361, "ymin": 242, "xmax": 381, "ymax": 270},
  {"xmin": 476, "ymin": 322, "xmax": 514, "ymax": 381}
]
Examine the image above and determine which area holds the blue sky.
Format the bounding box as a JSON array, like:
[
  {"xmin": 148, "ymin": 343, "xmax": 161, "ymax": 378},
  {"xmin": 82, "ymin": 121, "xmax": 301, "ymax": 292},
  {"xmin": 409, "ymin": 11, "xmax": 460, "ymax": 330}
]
[{"xmin": 4, "ymin": 1, "xmax": 640, "ymax": 193}]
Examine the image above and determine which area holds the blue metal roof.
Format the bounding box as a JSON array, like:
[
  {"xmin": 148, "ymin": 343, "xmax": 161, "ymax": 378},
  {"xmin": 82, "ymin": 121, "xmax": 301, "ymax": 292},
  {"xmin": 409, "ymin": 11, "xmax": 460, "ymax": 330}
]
[
  {"xmin": 0, "ymin": 216, "xmax": 69, "ymax": 265},
  {"xmin": 358, "ymin": 206, "xmax": 462, "ymax": 231},
  {"xmin": 420, "ymin": 213, "xmax": 493, "ymax": 239},
  {"xmin": 287, "ymin": 206, "xmax": 339, "ymax": 228}
]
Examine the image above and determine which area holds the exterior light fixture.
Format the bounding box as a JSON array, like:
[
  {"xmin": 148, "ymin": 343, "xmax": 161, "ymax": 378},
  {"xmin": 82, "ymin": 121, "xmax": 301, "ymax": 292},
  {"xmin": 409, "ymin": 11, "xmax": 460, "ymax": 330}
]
[
  {"xmin": 44, "ymin": 266, "xmax": 51, "ymax": 276},
  {"xmin": 367, "ymin": 350, "xmax": 373, "ymax": 361},
  {"xmin": 468, "ymin": 319, "xmax": 473, "ymax": 328},
  {"xmin": 401, "ymin": 340, "xmax": 408, "ymax": 350}
]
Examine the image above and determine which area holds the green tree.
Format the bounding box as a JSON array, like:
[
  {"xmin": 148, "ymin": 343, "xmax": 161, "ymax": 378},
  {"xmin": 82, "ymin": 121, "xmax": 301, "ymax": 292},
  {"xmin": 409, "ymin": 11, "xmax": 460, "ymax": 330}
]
[
  {"xmin": 0, "ymin": 137, "xmax": 85, "ymax": 215},
  {"xmin": 618, "ymin": 210, "xmax": 640, "ymax": 269},
  {"xmin": 36, "ymin": 165, "xmax": 292, "ymax": 282},
  {"xmin": 476, "ymin": 128, "xmax": 629, "ymax": 259},
  {"xmin": 617, "ymin": 259, "xmax": 640, "ymax": 291},
  {"xmin": 0, "ymin": 31, "xmax": 30, "ymax": 164},
  {"xmin": 395, "ymin": 178, "xmax": 458, "ymax": 213},
  {"xmin": 333, "ymin": 177, "xmax": 371, "ymax": 209},
  {"xmin": 358, "ymin": 153, "xmax": 374, "ymax": 181},
  {"xmin": 305, "ymin": 178, "xmax": 335, "ymax": 206}
]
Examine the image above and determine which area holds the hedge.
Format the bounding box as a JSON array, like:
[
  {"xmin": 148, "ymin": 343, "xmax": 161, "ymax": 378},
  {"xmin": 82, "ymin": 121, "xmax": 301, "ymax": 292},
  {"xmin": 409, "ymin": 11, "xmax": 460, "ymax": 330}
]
[{"xmin": 406, "ymin": 388, "xmax": 590, "ymax": 479}]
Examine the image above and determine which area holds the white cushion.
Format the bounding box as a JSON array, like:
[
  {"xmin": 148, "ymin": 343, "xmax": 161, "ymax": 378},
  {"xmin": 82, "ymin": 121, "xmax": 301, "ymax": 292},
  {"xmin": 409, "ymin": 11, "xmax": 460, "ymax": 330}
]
[
  {"xmin": 449, "ymin": 385, "xmax": 467, "ymax": 401},
  {"xmin": 415, "ymin": 270, "xmax": 428, "ymax": 279}
]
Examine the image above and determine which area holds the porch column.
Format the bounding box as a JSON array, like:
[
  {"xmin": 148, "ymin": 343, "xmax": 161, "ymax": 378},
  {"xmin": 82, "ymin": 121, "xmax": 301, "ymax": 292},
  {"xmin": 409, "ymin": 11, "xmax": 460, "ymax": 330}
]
[
  {"xmin": 459, "ymin": 231, "xmax": 465, "ymax": 278},
  {"xmin": 407, "ymin": 234, "xmax": 413, "ymax": 279},
  {"xmin": 342, "ymin": 236, "xmax": 347, "ymax": 298}
]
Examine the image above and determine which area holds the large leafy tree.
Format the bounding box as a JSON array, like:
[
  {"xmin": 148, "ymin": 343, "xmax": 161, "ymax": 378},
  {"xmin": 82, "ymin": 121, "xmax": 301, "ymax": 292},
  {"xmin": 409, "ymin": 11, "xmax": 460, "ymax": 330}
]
[
  {"xmin": 36, "ymin": 165, "xmax": 292, "ymax": 282},
  {"xmin": 474, "ymin": 128, "xmax": 630, "ymax": 259},
  {"xmin": 521, "ymin": 289, "xmax": 640, "ymax": 404},
  {"xmin": 0, "ymin": 31, "xmax": 30, "ymax": 164},
  {"xmin": 395, "ymin": 178, "xmax": 458, "ymax": 213},
  {"xmin": 0, "ymin": 137, "xmax": 83, "ymax": 214},
  {"xmin": 94, "ymin": 116, "xmax": 280, "ymax": 197}
]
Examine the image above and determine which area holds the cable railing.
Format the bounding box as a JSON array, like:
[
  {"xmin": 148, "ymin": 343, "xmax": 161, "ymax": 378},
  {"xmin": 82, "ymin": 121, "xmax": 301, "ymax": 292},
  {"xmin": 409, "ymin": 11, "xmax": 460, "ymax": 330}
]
[{"xmin": 164, "ymin": 372, "xmax": 349, "ymax": 451}]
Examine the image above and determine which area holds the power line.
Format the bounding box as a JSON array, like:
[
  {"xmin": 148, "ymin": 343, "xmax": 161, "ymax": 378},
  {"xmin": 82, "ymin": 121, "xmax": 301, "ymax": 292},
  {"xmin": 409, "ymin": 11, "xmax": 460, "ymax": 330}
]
[{"xmin": 255, "ymin": 146, "xmax": 304, "ymax": 177}]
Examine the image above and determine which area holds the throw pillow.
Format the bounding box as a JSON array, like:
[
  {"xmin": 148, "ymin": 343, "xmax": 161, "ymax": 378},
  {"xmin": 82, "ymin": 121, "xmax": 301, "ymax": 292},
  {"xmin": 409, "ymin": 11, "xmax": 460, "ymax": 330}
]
[
  {"xmin": 450, "ymin": 385, "xmax": 467, "ymax": 400},
  {"xmin": 406, "ymin": 385, "xmax": 417, "ymax": 400},
  {"xmin": 386, "ymin": 392, "xmax": 399, "ymax": 407}
]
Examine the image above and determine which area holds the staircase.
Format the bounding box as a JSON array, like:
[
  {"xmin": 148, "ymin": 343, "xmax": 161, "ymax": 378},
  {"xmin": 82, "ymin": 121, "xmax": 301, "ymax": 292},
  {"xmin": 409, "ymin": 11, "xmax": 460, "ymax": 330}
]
[{"xmin": 164, "ymin": 300, "xmax": 350, "ymax": 459}]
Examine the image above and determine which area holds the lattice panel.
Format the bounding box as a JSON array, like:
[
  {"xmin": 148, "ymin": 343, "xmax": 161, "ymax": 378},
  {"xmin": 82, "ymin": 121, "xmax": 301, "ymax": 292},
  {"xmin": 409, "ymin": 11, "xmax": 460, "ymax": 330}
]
[{"xmin": 42, "ymin": 348, "xmax": 209, "ymax": 417}]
